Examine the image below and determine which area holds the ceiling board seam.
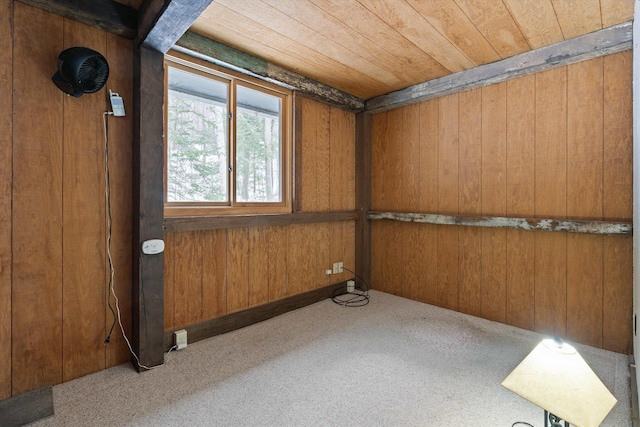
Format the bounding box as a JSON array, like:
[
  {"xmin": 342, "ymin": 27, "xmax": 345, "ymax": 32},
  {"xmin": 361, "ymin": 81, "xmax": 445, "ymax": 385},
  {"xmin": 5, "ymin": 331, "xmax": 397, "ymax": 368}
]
[
  {"xmin": 403, "ymin": 0, "xmax": 477, "ymax": 67},
  {"xmin": 502, "ymin": 0, "xmax": 533, "ymax": 51}
]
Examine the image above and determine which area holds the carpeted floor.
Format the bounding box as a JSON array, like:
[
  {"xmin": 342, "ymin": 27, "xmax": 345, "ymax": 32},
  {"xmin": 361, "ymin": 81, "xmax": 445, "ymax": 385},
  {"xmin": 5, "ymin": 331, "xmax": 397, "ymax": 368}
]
[{"xmin": 34, "ymin": 290, "xmax": 631, "ymax": 426}]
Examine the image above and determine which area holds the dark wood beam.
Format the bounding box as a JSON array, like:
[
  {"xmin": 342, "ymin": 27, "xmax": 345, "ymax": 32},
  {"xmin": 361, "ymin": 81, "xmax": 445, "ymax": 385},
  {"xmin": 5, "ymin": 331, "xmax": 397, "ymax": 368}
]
[
  {"xmin": 368, "ymin": 212, "xmax": 632, "ymax": 236},
  {"xmin": 0, "ymin": 386, "xmax": 53, "ymax": 426},
  {"xmin": 366, "ymin": 21, "xmax": 632, "ymax": 113},
  {"xmin": 163, "ymin": 282, "xmax": 344, "ymax": 351},
  {"xmin": 164, "ymin": 211, "xmax": 360, "ymax": 233},
  {"xmin": 355, "ymin": 112, "xmax": 372, "ymax": 287},
  {"xmin": 16, "ymin": 0, "xmax": 136, "ymax": 38},
  {"xmin": 173, "ymin": 31, "xmax": 365, "ymax": 112},
  {"xmin": 137, "ymin": 0, "xmax": 213, "ymax": 53},
  {"xmin": 132, "ymin": 45, "xmax": 165, "ymax": 370}
]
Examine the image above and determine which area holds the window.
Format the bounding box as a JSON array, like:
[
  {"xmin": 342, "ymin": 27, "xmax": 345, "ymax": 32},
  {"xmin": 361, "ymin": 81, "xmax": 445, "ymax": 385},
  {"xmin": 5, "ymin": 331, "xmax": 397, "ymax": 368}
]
[{"xmin": 164, "ymin": 55, "xmax": 292, "ymax": 215}]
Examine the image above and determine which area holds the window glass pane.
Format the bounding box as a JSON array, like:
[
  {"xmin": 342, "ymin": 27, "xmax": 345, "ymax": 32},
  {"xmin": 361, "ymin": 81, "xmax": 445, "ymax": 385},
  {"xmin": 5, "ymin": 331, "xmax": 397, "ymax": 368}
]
[
  {"xmin": 235, "ymin": 85, "xmax": 282, "ymax": 203},
  {"xmin": 167, "ymin": 66, "xmax": 228, "ymax": 203}
]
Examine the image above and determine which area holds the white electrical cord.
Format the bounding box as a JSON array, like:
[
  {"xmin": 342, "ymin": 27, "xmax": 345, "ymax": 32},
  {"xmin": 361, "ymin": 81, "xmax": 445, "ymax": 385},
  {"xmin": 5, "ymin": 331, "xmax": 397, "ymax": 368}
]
[{"xmin": 103, "ymin": 112, "xmax": 171, "ymax": 371}]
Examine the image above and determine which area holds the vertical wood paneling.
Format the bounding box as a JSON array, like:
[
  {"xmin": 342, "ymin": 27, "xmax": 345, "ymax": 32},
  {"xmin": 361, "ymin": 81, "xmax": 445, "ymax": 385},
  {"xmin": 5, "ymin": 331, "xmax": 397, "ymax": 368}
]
[
  {"xmin": 227, "ymin": 227, "xmax": 249, "ymax": 313},
  {"xmin": 202, "ymin": 229, "xmax": 227, "ymax": 320},
  {"xmin": 62, "ymin": 18, "xmax": 107, "ymax": 383},
  {"xmin": 344, "ymin": 110, "xmax": 356, "ymax": 209},
  {"xmin": 384, "ymin": 108, "xmax": 404, "ymax": 210},
  {"xmin": 603, "ymin": 236, "xmax": 632, "ymax": 353},
  {"xmin": 505, "ymin": 75, "xmax": 535, "ymax": 330},
  {"xmin": 249, "ymin": 227, "xmax": 270, "ymax": 307},
  {"xmin": 437, "ymin": 94, "xmax": 459, "ymax": 310},
  {"xmin": 566, "ymin": 234, "xmax": 603, "ymax": 347},
  {"xmin": 330, "ymin": 221, "xmax": 354, "ymax": 283},
  {"xmin": 316, "ymin": 103, "xmax": 330, "ymax": 212},
  {"xmin": 104, "ymin": 33, "xmax": 133, "ymax": 369},
  {"xmin": 164, "ymin": 232, "xmax": 176, "ymax": 331},
  {"xmin": 344, "ymin": 221, "xmax": 356, "ymax": 281},
  {"xmin": 370, "ymin": 111, "xmax": 387, "ymax": 290},
  {"xmin": 12, "ymin": 4, "xmax": 64, "ymax": 395},
  {"xmin": 173, "ymin": 231, "xmax": 203, "ymax": 327},
  {"xmin": 330, "ymin": 222, "xmax": 344, "ymax": 283},
  {"xmin": 330, "ymin": 106, "xmax": 355, "ymax": 211},
  {"xmin": 417, "ymin": 100, "xmax": 439, "ymax": 305},
  {"xmin": 602, "ymin": 51, "xmax": 632, "ymax": 353},
  {"xmin": 480, "ymin": 82, "xmax": 507, "ymax": 323},
  {"xmin": 603, "ymin": 51, "xmax": 632, "ymax": 222},
  {"xmin": 301, "ymin": 97, "xmax": 318, "ymax": 212},
  {"xmin": 315, "ymin": 102, "xmax": 331, "ymax": 286},
  {"xmin": 402, "ymin": 105, "xmax": 421, "ymax": 300},
  {"xmin": 317, "ymin": 223, "xmax": 332, "ymax": 287},
  {"xmin": 534, "ymin": 67, "xmax": 567, "ymax": 337},
  {"xmin": 457, "ymin": 88, "xmax": 482, "ymax": 317},
  {"xmin": 268, "ymin": 225, "xmax": 288, "ymax": 300},
  {"xmin": 370, "ymin": 111, "xmax": 387, "ymax": 212},
  {"xmin": 287, "ymin": 223, "xmax": 316, "ymax": 295},
  {"xmin": 0, "ymin": 0, "xmax": 12, "ymax": 400},
  {"xmin": 382, "ymin": 108, "xmax": 404, "ymax": 295},
  {"xmin": 369, "ymin": 54, "xmax": 631, "ymax": 353},
  {"xmin": 566, "ymin": 58, "xmax": 604, "ymax": 348},
  {"xmin": 370, "ymin": 222, "xmax": 386, "ymax": 292}
]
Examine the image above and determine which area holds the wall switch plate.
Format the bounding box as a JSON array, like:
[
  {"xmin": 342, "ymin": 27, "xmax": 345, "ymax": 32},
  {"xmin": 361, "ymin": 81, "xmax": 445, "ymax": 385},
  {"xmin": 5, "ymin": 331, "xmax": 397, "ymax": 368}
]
[
  {"xmin": 142, "ymin": 239, "xmax": 164, "ymax": 255},
  {"xmin": 325, "ymin": 269, "xmax": 332, "ymax": 275},
  {"xmin": 174, "ymin": 329, "xmax": 187, "ymax": 350}
]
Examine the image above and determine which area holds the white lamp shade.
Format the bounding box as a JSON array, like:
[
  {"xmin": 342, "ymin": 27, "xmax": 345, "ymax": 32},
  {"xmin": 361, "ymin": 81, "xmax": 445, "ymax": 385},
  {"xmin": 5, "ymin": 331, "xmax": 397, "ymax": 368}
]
[{"xmin": 501, "ymin": 340, "xmax": 617, "ymax": 427}]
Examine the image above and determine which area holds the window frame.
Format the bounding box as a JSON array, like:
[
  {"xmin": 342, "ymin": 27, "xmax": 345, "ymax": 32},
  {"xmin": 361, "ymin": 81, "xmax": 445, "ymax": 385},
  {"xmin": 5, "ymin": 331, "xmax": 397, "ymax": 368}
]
[{"xmin": 164, "ymin": 52, "xmax": 292, "ymax": 217}]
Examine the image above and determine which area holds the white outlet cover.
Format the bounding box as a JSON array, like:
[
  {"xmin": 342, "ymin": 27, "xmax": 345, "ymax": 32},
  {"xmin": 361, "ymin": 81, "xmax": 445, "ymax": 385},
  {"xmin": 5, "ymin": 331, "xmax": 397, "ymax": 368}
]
[{"xmin": 142, "ymin": 239, "xmax": 165, "ymax": 255}]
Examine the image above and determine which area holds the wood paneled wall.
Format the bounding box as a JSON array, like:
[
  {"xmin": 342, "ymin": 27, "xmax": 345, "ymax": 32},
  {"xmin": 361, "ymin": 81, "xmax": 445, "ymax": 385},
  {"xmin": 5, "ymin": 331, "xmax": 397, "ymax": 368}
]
[
  {"xmin": 2, "ymin": 2, "xmax": 133, "ymax": 398},
  {"xmin": 0, "ymin": 0, "xmax": 13, "ymax": 402},
  {"xmin": 164, "ymin": 97, "xmax": 356, "ymax": 331},
  {"xmin": 371, "ymin": 51, "xmax": 633, "ymax": 354}
]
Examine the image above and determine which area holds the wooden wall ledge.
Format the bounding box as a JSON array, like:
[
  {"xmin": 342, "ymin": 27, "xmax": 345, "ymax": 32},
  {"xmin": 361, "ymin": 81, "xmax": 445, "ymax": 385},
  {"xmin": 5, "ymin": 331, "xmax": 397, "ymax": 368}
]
[
  {"xmin": 367, "ymin": 211, "xmax": 632, "ymax": 236},
  {"xmin": 164, "ymin": 210, "xmax": 360, "ymax": 233}
]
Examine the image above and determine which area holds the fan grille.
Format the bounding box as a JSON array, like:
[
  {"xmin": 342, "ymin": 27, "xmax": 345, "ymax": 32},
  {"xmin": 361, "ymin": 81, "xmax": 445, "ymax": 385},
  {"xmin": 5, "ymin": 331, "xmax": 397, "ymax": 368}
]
[{"xmin": 77, "ymin": 55, "xmax": 109, "ymax": 93}]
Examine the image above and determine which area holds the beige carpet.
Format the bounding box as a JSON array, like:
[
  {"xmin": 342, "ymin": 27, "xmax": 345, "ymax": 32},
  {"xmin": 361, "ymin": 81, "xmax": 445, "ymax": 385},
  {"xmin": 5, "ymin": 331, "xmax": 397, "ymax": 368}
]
[{"xmin": 33, "ymin": 290, "xmax": 631, "ymax": 426}]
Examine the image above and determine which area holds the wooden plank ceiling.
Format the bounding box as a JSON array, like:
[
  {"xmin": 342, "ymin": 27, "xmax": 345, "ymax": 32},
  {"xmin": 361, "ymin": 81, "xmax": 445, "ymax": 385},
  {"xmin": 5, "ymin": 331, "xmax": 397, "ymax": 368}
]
[
  {"xmin": 187, "ymin": 0, "xmax": 633, "ymax": 100},
  {"xmin": 113, "ymin": 0, "xmax": 633, "ymax": 100}
]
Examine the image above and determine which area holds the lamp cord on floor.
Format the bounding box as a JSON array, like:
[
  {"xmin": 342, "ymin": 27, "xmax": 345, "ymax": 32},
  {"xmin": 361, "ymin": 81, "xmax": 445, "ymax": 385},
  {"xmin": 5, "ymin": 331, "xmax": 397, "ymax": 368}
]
[{"xmin": 331, "ymin": 266, "xmax": 370, "ymax": 307}]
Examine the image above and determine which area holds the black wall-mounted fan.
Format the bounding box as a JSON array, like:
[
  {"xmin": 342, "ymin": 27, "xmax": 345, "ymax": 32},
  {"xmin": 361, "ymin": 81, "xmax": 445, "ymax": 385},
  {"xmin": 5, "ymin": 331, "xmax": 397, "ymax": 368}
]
[{"xmin": 52, "ymin": 47, "xmax": 109, "ymax": 97}]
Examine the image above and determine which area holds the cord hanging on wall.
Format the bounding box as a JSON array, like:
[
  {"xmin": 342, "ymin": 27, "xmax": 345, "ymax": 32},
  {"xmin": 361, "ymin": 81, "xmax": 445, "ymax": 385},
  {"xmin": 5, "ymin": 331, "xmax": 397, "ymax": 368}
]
[{"xmin": 52, "ymin": 47, "xmax": 109, "ymax": 97}]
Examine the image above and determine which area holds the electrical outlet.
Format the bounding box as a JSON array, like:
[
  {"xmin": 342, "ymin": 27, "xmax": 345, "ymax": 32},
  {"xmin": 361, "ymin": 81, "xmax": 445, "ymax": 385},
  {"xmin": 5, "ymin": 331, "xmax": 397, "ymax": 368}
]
[
  {"xmin": 333, "ymin": 262, "xmax": 344, "ymax": 274},
  {"xmin": 174, "ymin": 329, "xmax": 187, "ymax": 350}
]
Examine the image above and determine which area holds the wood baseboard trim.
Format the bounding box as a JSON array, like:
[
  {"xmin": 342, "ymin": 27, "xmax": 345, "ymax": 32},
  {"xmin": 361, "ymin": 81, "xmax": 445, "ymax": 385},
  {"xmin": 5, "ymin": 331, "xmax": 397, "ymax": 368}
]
[
  {"xmin": 164, "ymin": 282, "xmax": 345, "ymax": 350},
  {"xmin": 0, "ymin": 386, "xmax": 54, "ymax": 427}
]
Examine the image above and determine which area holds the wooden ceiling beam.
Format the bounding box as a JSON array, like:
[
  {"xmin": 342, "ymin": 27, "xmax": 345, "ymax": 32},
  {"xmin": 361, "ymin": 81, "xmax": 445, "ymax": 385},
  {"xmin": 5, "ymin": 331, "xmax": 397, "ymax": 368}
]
[
  {"xmin": 16, "ymin": 0, "xmax": 137, "ymax": 38},
  {"xmin": 366, "ymin": 21, "xmax": 633, "ymax": 114},
  {"xmin": 137, "ymin": 0, "xmax": 214, "ymax": 53},
  {"xmin": 174, "ymin": 31, "xmax": 365, "ymax": 112}
]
